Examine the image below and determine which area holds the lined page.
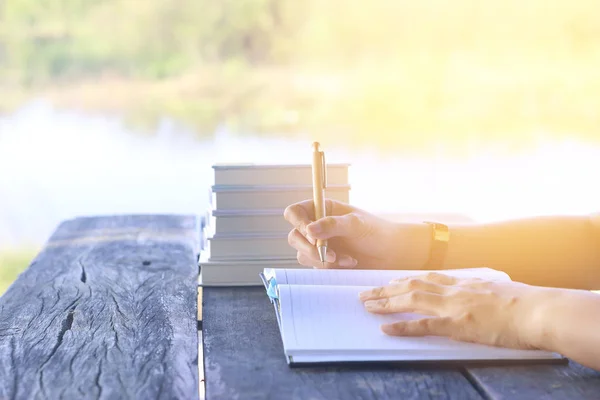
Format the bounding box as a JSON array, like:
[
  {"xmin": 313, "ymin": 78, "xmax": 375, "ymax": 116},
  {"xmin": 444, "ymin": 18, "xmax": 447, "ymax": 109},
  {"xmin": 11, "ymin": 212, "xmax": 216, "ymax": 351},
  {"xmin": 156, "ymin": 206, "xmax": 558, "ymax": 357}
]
[
  {"xmin": 278, "ymin": 284, "xmax": 556, "ymax": 360},
  {"xmin": 279, "ymin": 284, "xmax": 463, "ymax": 352},
  {"xmin": 270, "ymin": 267, "xmax": 510, "ymax": 287}
]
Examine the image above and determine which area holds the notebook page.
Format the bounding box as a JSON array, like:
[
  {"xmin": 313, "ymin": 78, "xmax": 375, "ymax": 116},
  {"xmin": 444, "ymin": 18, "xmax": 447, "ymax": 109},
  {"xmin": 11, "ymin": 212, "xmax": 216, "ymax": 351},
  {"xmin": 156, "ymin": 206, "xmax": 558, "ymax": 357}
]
[
  {"xmin": 278, "ymin": 284, "xmax": 555, "ymax": 360},
  {"xmin": 270, "ymin": 267, "xmax": 510, "ymax": 287}
]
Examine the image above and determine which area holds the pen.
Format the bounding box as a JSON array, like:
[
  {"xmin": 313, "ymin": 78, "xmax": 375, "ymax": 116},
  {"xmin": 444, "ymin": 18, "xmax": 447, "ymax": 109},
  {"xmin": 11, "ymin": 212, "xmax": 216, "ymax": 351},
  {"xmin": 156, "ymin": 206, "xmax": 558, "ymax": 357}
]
[{"xmin": 311, "ymin": 142, "xmax": 328, "ymax": 266}]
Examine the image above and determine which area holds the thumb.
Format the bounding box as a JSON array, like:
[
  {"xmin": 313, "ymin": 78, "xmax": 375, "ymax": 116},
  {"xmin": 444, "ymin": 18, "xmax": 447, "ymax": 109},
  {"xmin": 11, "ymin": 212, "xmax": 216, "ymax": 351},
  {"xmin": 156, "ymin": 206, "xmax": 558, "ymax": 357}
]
[{"xmin": 306, "ymin": 213, "xmax": 365, "ymax": 240}]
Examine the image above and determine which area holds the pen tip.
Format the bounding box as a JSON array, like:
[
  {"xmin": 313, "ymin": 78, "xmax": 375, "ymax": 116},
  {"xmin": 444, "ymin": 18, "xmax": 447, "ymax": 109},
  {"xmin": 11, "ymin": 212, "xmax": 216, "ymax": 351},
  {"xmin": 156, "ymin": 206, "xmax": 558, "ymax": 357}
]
[{"xmin": 317, "ymin": 246, "xmax": 327, "ymax": 264}]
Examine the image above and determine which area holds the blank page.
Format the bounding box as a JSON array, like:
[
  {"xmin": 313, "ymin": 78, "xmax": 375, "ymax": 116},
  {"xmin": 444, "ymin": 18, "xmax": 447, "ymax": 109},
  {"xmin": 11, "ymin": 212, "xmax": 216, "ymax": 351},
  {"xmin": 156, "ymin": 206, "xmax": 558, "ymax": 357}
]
[
  {"xmin": 278, "ymin": 284, "xmax": 558, "ymax": 360},
  {"xmin": 269, "ymin": 267, "xmax": 510, "ymax": 287}
]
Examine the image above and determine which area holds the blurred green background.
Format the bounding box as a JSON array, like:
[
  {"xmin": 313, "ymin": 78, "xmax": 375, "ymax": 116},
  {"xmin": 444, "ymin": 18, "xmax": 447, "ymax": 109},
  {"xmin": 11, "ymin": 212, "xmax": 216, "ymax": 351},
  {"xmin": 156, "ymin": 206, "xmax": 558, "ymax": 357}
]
[
  {"xmin": 0, "ymin": 249, "xmax": 36, "ymax": 295},
  {"xmin": 1, "ymin": 0, "xmax": 600, "ymax": 148}
]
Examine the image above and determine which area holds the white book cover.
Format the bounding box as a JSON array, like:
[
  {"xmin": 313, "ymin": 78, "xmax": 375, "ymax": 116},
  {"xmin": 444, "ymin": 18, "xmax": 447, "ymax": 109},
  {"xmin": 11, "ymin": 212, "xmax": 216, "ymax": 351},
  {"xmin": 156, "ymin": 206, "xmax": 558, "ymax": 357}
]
[
  {"xmin": 260, "ymin": 268, "xmax": 564, "ymax": 366},
  {"xmin": 210, "ymin": 209, "xmax": 290, "ymax": 235},
  {"xmin": 213, "ymin": 163, "xmax": 350, "ymax": 186},
  {"xmin": 210, "ymin": 184, "xmax": 350, "ymax": 211},
  {"xmin": 207, "ymin": 232, "xmax": 295, "ymax": 259}
]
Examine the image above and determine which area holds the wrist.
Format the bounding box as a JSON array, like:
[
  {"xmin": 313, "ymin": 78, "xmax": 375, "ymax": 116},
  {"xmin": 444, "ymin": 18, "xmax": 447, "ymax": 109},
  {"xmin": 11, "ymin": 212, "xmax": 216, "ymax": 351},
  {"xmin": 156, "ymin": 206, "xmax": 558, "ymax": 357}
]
[
  {"xmin": 530, "ymin": 288, "xmax": 597, "ymax": 353},
  {"xmin": 391, "ymin": 222, "xmax": 431, "ymax": 269},
  {"xmin": 525, "ymin": 287, "xmax": 562, "ymax": 351}
]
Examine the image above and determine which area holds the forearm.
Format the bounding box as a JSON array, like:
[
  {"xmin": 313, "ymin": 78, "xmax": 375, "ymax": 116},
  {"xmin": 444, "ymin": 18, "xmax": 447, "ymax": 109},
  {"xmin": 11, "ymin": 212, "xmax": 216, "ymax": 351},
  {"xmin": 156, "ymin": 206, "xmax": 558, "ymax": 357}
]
[
  {"xmin": 442, "ymin": 216, "xmax": 600, "ymax": 289},
  {"xmin": 537, "ymin": 289, "xmax": 600, "ymax": 370}
]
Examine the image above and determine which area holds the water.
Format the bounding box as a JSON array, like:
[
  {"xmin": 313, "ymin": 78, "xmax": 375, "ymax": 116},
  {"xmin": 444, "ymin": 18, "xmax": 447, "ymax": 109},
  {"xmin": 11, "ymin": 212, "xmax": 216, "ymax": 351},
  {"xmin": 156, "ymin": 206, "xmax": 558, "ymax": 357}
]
[{"xmin": 1, "ymin": 100, "xmax": 600, "ymax": 250}]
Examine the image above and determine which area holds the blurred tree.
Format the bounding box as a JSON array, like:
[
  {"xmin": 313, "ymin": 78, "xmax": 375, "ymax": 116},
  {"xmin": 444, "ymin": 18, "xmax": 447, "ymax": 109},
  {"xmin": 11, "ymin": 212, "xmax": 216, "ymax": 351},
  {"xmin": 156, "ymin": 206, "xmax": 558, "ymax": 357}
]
[
  {"xmin": 0, "ymin": 0, "xmax": 307, "ymax": 82},
  {"xmin": 0, "ymin": 0, "xmax": 599, "ymax": 147}
]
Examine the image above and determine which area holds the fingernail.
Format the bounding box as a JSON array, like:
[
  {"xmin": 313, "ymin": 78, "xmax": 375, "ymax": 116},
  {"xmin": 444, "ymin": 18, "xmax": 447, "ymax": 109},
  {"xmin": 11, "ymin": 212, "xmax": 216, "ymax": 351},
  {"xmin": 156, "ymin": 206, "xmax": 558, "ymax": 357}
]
[
  {"xmin": 381, "ymin": 323, "xmax": 403, "ymax": 335},
  {"xmin": 325, "ymin": 250, "xmax": 336, "ymax": 263},
  {"xmin": 359, "ymin": 287, "xmax": 380, "ymax": 301},
  {"xmin": 306, "ymin": 234, "xmax": 316, "ymax": 245},
  {"xmin": 358, "ymin": 290, "xmax": 372, "ymax": 301},
  {"xmin": 339, "ymin": 255, "xmax": 356, "ymax": 268},
  {"xmin": 364, "ymin": 300, "xmax": 376, "ymax": 310},
  {"xmin": 389, "ymin": 277, "xmax": 408, "ymax": 284},
  {"xmin": 364, "ymin": 299, "xmax": 386, "ymax": 311}
]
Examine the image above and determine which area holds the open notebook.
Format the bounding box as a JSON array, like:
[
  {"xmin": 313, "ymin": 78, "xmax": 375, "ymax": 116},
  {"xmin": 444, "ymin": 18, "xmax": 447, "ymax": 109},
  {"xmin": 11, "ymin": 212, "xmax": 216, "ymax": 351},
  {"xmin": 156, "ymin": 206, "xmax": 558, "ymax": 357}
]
[{"xmin": 259, "ymin": 267, "xmax": 564, "ymax": 366}]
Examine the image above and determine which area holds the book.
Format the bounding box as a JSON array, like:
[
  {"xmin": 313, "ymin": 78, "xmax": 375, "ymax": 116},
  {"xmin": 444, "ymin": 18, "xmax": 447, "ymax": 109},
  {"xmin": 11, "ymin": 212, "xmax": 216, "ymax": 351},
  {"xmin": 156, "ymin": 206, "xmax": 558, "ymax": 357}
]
[
  {"xmin": 200, "ymin": 162, "xmax": 352, "ymax": 286},
  {"xmin": 198, "ymin": 257, "xmax": 306, "ymax": 286},
  {"xmin": 210, "ymin": 184, "xmax": 351, "ymax": 211},
  {"xmin": 260, "ymin": 267, "xmax": 563, "ymax": 366},
  {"xmin": 209, "ymin": 209, "xmax": 290, "ymax": 235},
  {"xmin": 207, "ymin": 232, "xmax": 294, "ymax": 259},
  {"xmin": 213, "ymin": 163, "xmax": 350, "ymax": 186}
]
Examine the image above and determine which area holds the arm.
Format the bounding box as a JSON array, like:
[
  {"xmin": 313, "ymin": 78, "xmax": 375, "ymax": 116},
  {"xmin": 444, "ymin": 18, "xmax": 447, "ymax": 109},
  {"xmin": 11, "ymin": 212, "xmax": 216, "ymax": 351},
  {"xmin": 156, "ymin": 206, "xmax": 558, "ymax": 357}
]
[
  {"xmin": 359, "ymin": 272, "xmax": 600, "ymax": 372},
  {"xmin": 437, "ymin": 215, "xmax": 600, "ymax": 289},
  {"xmin": 539, "ymin": 288, "xmax": 600, "ymax": 371}
]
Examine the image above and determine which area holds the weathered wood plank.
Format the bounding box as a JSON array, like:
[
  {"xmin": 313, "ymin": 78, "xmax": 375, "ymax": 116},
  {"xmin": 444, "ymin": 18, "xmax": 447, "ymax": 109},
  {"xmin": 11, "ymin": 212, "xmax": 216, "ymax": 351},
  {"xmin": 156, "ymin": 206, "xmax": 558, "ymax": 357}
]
[
  {"xmin": 465, "ymin": 362, "xmax": 600, "ymax": 400},
  {"xmin": 202, "ymin": 287, "xmax": 484, "ymax": 400},
  {"xmin": 0, "ymin": 214, "xmax": 200, "ymax": 400}
]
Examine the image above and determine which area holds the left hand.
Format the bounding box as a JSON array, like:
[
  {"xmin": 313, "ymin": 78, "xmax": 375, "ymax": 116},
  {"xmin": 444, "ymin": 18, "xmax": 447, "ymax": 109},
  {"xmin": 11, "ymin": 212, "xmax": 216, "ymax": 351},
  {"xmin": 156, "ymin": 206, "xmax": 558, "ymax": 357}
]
[{"xmin": 358, "ymin": 272, "xmax": 556, "ymax": 350}]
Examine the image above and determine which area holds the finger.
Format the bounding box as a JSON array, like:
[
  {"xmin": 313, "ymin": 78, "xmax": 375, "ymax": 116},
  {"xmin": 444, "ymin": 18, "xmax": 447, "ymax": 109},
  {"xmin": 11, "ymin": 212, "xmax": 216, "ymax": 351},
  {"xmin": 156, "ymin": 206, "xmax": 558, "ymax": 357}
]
[
  {"xmin": 298, "ymin": 251, "xmax": 357, "ymax": 269},
  {"xmin": 363, "ymin": 291, "xmax": 445, "ymax": 315},
  {"xmin": 296, "ymin": 252, "xmax": 336, "ymax": 269},
  {"xmin": 290, "ymin": 228, "xmax": 359, "ymax": 268},
  {"xmin": 284, "ymin": 199, "xmax": 345, "ymax": 242},
  {"xmin": 381, "ymin": 316, "xmax": 455, "ymax": 337},
  {"xmin": 283, "ymin": 203, "xmax": 314, "ymax": 242},
  {"xmin": 288, "ymin": 229, "xmax": 335, "ymax": 263},
  {"xmin": 284, "ymin": 198, "xmax": 339, "ymax": 221},
  {"xmin": 390, "ymin": 272, "xmax": 458, "ymax": 286},
  {"xmin": 297, "ymin": 252, "xmax": 321, "ymax": 267},
  {"xmin": 336, "ymin": 254, "xmax": 358, "ymax": 268},
  {"xmin": 307, "ymin": 213, "xmax": 366, "ymax": 240},
  {"xmin": 359, "ymin": 279, "xmax": 449, "ymax": 302}
]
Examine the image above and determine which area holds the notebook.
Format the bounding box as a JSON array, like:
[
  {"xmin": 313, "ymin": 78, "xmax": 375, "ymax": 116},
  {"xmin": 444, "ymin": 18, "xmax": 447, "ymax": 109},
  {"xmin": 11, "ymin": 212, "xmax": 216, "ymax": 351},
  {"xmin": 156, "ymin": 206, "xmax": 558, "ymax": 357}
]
[{"xmin": 259, "ymin": 267, "xmax": 564, "ymax": 366}]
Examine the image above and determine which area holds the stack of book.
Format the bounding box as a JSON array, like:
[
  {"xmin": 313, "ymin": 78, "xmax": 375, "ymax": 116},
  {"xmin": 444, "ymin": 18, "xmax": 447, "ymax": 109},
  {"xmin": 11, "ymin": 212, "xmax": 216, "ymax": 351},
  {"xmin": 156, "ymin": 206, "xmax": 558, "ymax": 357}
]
[{"xmin": 199, "ymin": 163, "xmax": 351, "ymax": 286}]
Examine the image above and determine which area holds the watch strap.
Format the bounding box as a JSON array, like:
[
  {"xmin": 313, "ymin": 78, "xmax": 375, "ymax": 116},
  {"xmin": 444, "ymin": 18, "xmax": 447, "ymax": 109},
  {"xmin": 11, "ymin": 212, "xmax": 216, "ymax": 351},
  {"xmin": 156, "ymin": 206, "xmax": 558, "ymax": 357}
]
[{"xmin": 423, "ymin": 221, "xmax": 449, "ymax": 270}]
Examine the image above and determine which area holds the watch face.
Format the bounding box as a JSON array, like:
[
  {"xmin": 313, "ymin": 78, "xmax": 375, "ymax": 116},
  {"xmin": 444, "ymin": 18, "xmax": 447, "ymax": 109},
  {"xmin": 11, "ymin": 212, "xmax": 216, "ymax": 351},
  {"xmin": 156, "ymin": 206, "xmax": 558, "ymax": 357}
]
[
  {"xmin": 425, "ymin": 221, "xmax": 450, "ymax": 242},
  {"xmin": 433, "ymin": 225, "xmax": 450, "ymax": 242}
]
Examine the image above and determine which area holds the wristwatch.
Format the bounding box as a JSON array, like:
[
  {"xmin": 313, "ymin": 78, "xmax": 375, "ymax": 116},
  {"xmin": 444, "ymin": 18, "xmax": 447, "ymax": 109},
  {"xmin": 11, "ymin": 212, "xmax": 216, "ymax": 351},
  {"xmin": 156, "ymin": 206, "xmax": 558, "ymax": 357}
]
[{"xmin": 423, "ymin": 221, "xmax": 450, "ymax": 269}]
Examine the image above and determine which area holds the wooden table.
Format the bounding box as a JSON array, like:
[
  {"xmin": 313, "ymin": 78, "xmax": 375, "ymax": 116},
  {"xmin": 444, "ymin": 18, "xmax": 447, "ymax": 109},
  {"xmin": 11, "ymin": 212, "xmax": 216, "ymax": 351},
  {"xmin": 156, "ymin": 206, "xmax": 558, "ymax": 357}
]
[
  {"xmin": 0, "ymin": 215, "xmax": 201, "ymax": 399},
  {"xmin": 202, "ymin": 287, "xmax": 600, "ymax": 400},
  {"xmin": 2, "ymin": 215, "xmax": 600, "ymax": 399}
]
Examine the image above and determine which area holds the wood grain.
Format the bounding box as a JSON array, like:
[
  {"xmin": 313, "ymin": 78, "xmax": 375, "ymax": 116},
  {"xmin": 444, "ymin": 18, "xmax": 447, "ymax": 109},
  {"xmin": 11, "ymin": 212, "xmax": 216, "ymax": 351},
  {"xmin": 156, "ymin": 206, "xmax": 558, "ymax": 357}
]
[
  {"xmin": 465, "ymin": 362, "xmax": 600, "ymax": 400},
  {"xmin": 0, "ymin": 215, "xmax": 201, "ymax": 400},
  {"xmin": 202, "ymin": 287, "xmax": 484, "ymax": 400}
]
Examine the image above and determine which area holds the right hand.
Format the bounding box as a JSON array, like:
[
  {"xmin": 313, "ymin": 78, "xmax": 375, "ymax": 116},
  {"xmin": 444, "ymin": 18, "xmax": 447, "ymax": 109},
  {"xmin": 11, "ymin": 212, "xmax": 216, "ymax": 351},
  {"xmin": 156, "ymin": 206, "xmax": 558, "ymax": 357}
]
[{"xmin": 283, "ymin": 199, "xmax": 430, "ymax": 269}]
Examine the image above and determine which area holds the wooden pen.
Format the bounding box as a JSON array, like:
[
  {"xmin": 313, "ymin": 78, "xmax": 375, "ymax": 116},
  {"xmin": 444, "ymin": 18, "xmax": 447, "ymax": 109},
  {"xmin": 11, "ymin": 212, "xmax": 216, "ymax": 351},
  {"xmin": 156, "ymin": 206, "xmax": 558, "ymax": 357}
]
[{"xmin": 311, "ymin": 142, "xmax": 328, "ymax": 266}]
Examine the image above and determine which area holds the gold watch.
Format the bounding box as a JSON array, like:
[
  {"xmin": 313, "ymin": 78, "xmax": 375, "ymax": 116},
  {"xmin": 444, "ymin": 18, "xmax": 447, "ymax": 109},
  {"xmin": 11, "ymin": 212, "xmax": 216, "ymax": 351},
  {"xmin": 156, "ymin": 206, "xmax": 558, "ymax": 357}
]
[{"xmin": 423, "ymin": 221, "xmax": 449, "ymax": 269}]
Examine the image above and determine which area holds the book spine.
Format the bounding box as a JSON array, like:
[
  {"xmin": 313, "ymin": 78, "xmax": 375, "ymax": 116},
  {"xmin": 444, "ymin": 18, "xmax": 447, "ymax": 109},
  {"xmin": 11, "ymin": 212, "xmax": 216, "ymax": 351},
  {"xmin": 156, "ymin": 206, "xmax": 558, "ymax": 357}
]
[
  {"xmin": 212, "ymin": 213, "xmax": 290, "ymax": 234},
  {"xmin": 208, "ymin": 236, "xmax": 294, "ymax": 258},
  {"xmin": 214, "ymin": 166, "xmax": 349, "ymax": 186},
  {"xmin": 213, "ymin": 188, "xmax": 350, "ymax": 211}
]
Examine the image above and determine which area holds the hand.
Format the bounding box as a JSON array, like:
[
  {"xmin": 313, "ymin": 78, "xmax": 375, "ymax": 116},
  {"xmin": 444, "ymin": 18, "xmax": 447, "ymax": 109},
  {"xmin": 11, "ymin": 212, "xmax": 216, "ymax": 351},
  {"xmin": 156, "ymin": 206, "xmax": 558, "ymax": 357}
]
[
  {"xmin": 358, "ymin": 272, "xmax": 556, "ymax": 350},
  {"xmin": 283, "ymin": 199, "xmax": 430, "ymax": 269}
]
